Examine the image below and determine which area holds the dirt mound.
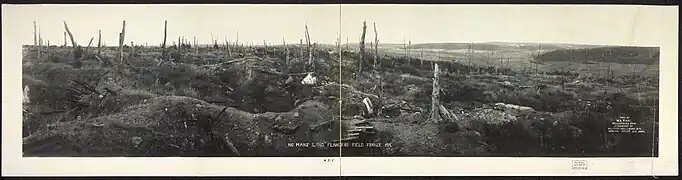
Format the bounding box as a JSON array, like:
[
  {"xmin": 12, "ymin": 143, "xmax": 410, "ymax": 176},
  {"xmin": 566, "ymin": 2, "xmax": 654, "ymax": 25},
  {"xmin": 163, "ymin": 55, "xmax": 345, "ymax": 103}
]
[{"xmin": 22, "ymin": 96, "xmax": 345, "ymax": 157}]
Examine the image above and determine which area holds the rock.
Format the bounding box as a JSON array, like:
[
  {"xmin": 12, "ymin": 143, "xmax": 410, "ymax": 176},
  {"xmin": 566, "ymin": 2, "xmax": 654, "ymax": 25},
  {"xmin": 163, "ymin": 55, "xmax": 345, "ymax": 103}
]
[{"xmin": 301, "ymin": 73, "xmax": 317, "ymax": 85}]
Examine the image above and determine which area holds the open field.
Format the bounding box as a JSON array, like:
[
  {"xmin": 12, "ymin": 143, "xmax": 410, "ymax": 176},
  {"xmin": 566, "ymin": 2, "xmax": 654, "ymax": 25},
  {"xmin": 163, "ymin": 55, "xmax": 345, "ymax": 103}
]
[
  {"xmin": 376, "ymin": 42, "xmax": 660, "ymax": 77},
  {"xmin": 21, "ymin": 22, "xmax": 659, "ymax": 157}
]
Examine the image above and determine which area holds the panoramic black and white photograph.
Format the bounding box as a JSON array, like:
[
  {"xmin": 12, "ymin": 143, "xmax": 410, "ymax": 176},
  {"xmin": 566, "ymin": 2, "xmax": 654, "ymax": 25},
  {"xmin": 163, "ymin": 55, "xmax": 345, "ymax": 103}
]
[{"xmin": 20, "ymin": 5, "xmax": 660, "ymax": 157}]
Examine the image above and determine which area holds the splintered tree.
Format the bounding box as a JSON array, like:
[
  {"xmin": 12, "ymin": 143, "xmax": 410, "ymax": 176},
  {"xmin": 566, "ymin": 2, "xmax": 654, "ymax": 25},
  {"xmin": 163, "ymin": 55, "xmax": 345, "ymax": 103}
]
[
  {"xmin": 373, "ymin": 22, "xmax": 379, "ymax": 70},
  {"xmin": 193, "ymin": 36, "xmax": 199, "ymax": 54},
  {"xmin": 359, "ymin": 21, "xmax": 367, "ymax": 72},
  {"xmin": 33, "ymin": 21, "xmax": 37, "ymax": 46},
  {"xmin": 63, "ymin": 21, "xmax": 81, "ymax": 61},
  {"xmin": 304, "ymin": 23, "xmax": 313, "ymax": 71},
  {"xmin": 119, "ymin": 20, "xmax": 126, "ymax": 63},
  {"xmin": 263, "ymin": 40, "xmax": 267, "ymax": 56},
  {"xmin": 430, "ymin": 63, "xmax": 440, "ymax": 122},
  {"xmin": 407, "ymin": 39, "xmax": 411, "ymax": 64},
  {"xmin": 97, "ymin": 30, "xmax": 102, "ymax": 55},
  {"xmin": 161, "ymin": 20, "xmax": 168, "ymax": 61},
  {"xmin": 63, "ymin": 32, "xmax": 67, "ymax": 47},
  {"xmin": 177, "ymin": 36, "xmax": 181, "ymax": 50},
  {"xmin": 236, "ymin": 30, "xmax": 239, "ymax": 55},
  {"xmin": 129, "ymin": 41, "xmax": 135, "ymax": 59},
  {"xmin": 37, "ymin": 27, "xmax": 41, "ymax": 61},
  {"xmin": 420, "ymin": 48, "xmax": 424, "ymax": 67},
  {"xmin": 226, "ymin": 37, "xmax": 231, "ymax": 58},
  {"xmin": 283, "ymin": 37, "xmax": 289, "ymax": 71}
]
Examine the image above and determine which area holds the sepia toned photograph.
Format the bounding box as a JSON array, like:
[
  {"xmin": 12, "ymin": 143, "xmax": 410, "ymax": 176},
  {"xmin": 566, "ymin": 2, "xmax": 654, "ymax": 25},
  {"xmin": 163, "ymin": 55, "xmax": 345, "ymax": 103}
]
[
  {"xmin": 4, "ymin": 4, "xmax": 677, "ymax": 176},
  {"xmin": 19, "ymin": 5, "xmax": 660, "ymax": 158}
]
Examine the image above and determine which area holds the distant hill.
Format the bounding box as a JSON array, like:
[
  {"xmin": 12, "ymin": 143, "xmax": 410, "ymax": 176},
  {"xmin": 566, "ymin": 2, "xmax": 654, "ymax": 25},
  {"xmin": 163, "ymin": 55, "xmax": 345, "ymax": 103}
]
[
  {"xmin": 536, "ymin": 46, "xmax": 659, "ymax": 65},
  {"xmin": 401, "ymin": 42, "xmax": 604, "ymax": 51}
]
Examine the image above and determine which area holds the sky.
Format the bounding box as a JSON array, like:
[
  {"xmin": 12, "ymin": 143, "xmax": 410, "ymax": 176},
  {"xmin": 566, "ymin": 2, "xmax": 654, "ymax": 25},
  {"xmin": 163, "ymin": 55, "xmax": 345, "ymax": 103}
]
[{"xmin": 2, "ymin": 4, "xmax": 676, "ymax": 46}]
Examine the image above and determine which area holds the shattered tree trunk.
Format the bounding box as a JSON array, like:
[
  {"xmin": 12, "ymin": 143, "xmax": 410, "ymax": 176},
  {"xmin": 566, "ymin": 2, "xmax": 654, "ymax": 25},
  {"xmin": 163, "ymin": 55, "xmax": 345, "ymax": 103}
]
[
  {"xmin": 63, "ymin": 32, "xmax": 67, "ymax": 47},
  {"xmin": 430, "ymin": 63, "xmax": 440, "ymax": 123},
  {"xmin": 420, "ymin": 48, "xmax": 424, "ymax": 67},
  {"xmin": 85, "ymin": 37, "xmax": 94, "ymax": 53},
  {"xmin": 62, "ymin": 21, "xmax": 80, "ymax": 61},
  {"xmin": 63, "ymin": 22, "xmax": 77, "ymax": 48},
  {"xmin": 37, "ymin": 31, "xmax": 41, "ymax": 61},
  {"xmin": 97, "ymin": 30, "xmax": 102, "ymax": 55},
  {"xmin": 210, "ymin": 33, "xmax": 214, "ymax": 49},
  {"xmin": 407, "ymin": 39, "xmax": 411, "ymax": 64},
  {"xmin": 161, "ymin": 20, "xmax": 168, "ymax": 61},
  {"xmin": 236, "ymin": 30, "xmax": 239, "ymax": 55},
  {"xmin": 226, "ymin": 37, "xmax": 231, "ymax": 58},
  {"xmin": 299, "ymin": 39, "xmax": 303, "ymax": 60},
  {"xmin": 373, "ymin": 22, "xmax": 379, "ymax": 70},
  {"xmin": 119, "ymin": 20, "xmax": 126, "ymax": 64},
  {"xmin": 263, "ymin": 40, "xmax": 267, "ymax": 56},
  {"xmin": 304, "ymin": 24, "xmax": 313, "ymax": 71},
  {"xmin": 33, "ymin": 21, "xmax": 37, "ymax": 46},
  {"xmin": 359, "ymin": 21, "xmax": 367, "ymax": 72},
  {"xmin": 129, "ymin": 41, "xmax": 135, "ymax": 59},
  {"xmin": 283, "ymin": 38, "xmax": 289, "ymax": 71},
  {"xmin": 194, "ymin": 37, "xmax": 199, "ymax": 55},
  {"xmin": 346, "ymin": 37, "xmax": 349, "ymax": 51}
]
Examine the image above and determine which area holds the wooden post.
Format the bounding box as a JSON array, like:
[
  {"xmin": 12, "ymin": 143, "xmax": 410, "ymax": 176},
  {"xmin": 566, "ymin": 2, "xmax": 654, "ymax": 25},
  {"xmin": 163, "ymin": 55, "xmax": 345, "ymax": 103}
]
[
  {"xmin": 119, "ymin": 20, "xmax": 126, "ymax": 63},
  {"xmin": 97, "ymin": 30, "xmax": 102, "ymax": 55},
  {"xmin": 373, "ymin": 22, "xmax": 379, "ymax": 70},
  {"xmin": 161, "ymin": 20, "xmax": 168, "ymax": 61},
  {"xmin": 359, "ymin": 21, "xmax": 367, "ymax": 72}
]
